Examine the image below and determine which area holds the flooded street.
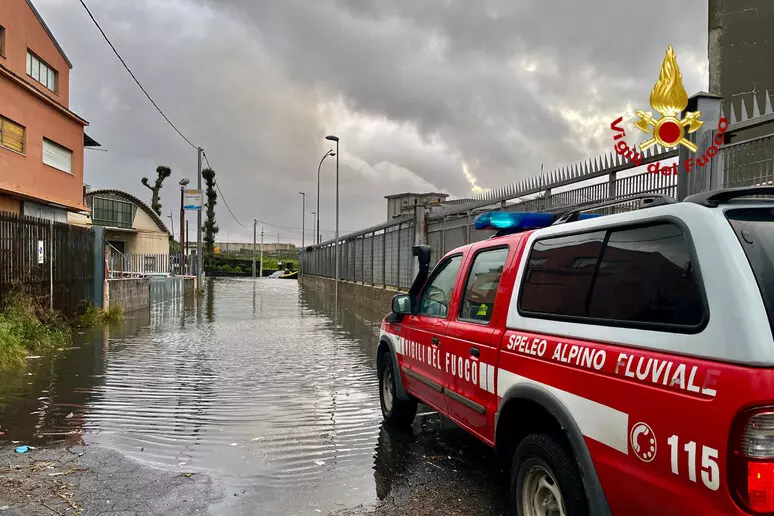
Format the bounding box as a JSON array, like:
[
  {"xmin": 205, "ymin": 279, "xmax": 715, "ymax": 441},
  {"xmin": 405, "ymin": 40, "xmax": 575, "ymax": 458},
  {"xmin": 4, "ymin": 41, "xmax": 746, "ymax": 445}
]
[{"xmin": 0, "ymin": 279, "xmax": 506, "ymax": 515}]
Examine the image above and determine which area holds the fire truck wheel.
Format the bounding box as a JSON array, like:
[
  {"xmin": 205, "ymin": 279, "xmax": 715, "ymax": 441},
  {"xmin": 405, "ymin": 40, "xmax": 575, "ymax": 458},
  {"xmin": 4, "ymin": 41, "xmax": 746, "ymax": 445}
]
[
  {"xmin": 511, "ymin": 433, "xmax": 588, "ymax": 516},
  {"xmin": 378, "ymin": 356, "xmax": 417, "ymax": 426}
]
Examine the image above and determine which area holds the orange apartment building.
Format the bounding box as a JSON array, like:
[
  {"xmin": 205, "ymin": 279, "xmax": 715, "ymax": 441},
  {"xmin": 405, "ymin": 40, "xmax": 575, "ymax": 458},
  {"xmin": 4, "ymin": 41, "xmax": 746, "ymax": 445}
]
[{"xmin": 0, "ymin": 0, "xmax": 98, "ymax": 222}]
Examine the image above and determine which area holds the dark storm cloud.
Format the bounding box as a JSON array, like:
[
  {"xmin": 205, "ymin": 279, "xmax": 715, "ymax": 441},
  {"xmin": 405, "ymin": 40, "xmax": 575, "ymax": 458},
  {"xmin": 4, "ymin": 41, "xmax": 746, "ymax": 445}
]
[{"xmin": 34, "ymin": 0, "xmax": 707, "ymax": 243}]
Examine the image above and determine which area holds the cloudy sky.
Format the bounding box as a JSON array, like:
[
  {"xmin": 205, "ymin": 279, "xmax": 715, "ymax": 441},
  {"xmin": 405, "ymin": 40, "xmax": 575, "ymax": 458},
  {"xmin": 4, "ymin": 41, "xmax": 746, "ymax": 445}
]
[{"xmin": 35, "ymin": 0, "xmax": 708, "ymax": 244}]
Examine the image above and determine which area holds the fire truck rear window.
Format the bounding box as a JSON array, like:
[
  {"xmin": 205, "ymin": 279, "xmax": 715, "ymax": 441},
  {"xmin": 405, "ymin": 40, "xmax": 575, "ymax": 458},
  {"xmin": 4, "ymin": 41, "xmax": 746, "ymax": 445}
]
[
  {"xmin": 519, "ymin": 223, "xmax": 704, "ymax": 328},
  {"xmin": 727, "ymin": 208, "xmax": 774, "ymax": 334}
]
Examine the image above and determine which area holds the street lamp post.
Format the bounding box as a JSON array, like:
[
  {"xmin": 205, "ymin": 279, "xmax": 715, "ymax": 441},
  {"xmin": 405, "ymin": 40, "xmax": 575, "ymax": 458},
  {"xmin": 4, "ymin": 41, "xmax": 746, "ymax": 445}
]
[
  {"xmin": 325, "ymin": 135, "xmax": 340, "ymax": 309},
  {"xmin": 310, "ymin": 211, "xmax": 316, "ymax": 247},
  {"xmin": 299, "ymin": 192, "xmax": 305, "ymax": 248},
  {"xmin": 316, "ymin": 149, "xmax": 335, "ymax": 245},
  {"xmin": 179, "ymin": 178, "xmax": 190, "ymax": 275}
]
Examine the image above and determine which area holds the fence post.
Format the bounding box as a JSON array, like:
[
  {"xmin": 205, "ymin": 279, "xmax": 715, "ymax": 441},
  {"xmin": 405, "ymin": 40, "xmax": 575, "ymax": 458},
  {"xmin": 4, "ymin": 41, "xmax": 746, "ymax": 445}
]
[
  {"xmin": 466, "ymin": 211, "xmax": 471, "ymax": 244},
  {"xmin": 371, "ymin": 231, "xmax": 375, "ymax": 286},
  {"xmin": 382, "ymin": 230, "xmax": 387, "ymax": 289},
  {"xmin": 396, "ymin": 223, "xmax": 401, "ymax": 290},
  {"xmin": 361, "ymin": 235, "xmax": 365, "ymax": 284},
  {"xmin": 49, "ymin": 220, "xmax": 53, "ymax": 311},
  {"xmin": 413, "ymin": 205, "xmax": 427, "ymax": 279},
  {"xmin": 678, "ymin": 92, "xmax": 723, "ymax": 199},
  {"xmin": 441, "ymin": 215, "xmax": 446, "ymax": 256}
]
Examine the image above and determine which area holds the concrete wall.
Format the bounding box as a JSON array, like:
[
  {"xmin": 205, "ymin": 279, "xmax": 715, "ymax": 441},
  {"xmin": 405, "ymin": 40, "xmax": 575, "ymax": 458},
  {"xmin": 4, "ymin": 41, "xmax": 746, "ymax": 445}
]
[
  {"xmin": 106, "ymin": 278, "xmax": 149, "ymax": 313},
  {"xmin": 107, "ymin": 276, "xmax": 197, "ymax": 313},
  {"xmin": 300, "ymin": 274, "xmax": 404, "ymax": 316},
  {"xmin": 709, "ymin": 0, "xmax": 774, "ymax": 136}
]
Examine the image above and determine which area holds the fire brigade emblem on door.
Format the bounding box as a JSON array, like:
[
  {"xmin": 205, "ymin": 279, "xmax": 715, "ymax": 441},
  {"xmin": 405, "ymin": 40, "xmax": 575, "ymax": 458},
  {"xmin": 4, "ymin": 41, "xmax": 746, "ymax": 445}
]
[
  {"xmin": 634, "ymin": 46, "xmax": 704, "ymax": 153},
  {"xmin": 630, "ymin": 422, "xmax": 657, "ymax": 462}
]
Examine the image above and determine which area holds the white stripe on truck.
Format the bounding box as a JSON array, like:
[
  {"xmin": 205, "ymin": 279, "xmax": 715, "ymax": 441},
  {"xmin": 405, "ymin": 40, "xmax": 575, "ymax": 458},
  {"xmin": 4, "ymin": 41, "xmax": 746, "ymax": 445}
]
[{"xmin": 497, "ymin": 370, "xmax": 629, "ymax": 454}]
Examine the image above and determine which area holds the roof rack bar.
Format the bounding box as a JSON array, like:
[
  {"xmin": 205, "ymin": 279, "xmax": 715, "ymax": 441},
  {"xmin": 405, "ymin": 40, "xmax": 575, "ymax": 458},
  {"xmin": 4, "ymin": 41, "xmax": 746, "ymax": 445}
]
[
  {"xmin": 552, "ymin": 193, "xmax": 676, "ymax": 225},
  {"xmin": 684, "ymin": 186, "xmax": 774, "ymax": 207}
]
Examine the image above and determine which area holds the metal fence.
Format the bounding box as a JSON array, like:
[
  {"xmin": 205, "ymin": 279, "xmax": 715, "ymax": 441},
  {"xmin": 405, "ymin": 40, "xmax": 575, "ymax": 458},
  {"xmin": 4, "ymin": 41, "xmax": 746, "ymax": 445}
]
[
  {"xmin": 106, "ymin": 250, "xmax": 196, "ymax": 278},
  {"xmin": 0, "ymin": 211, "xmax": 94, "ymax": 313},
  {"xmin": 303, "ymin": 218, "xmax": 417, "ymax": 290},
  {"xmin": 301, "ymin": 90, "xmax": 774, "ymax": 286}
]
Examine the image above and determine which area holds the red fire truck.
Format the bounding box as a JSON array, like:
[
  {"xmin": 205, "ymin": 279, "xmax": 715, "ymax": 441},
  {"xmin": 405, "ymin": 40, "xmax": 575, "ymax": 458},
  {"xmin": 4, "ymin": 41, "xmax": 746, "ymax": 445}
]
[{"xmin": 377, "ymin": 187, "xmax": 774, "ymax": 515}]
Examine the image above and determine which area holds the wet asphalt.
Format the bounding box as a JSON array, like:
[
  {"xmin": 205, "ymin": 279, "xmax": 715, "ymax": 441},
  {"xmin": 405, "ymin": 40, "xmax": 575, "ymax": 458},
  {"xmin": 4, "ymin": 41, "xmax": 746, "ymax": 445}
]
[{"xmin": 0, "ymin": 278, "xmax": 509, "ymax": 515}]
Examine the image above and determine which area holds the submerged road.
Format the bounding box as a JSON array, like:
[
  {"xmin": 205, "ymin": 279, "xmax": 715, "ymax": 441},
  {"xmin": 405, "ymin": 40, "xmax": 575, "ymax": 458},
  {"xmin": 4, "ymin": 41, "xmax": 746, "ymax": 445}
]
[{"xmin": 0, "ymin": 279, "xmax": 507, "ymax": 515}]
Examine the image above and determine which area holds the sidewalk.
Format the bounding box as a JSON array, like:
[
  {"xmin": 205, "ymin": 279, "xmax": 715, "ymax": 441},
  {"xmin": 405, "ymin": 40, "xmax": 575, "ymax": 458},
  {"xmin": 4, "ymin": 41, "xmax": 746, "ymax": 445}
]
[{"xmin": 0, "ymin": 445, "xmax": 219, "ymax": 515}]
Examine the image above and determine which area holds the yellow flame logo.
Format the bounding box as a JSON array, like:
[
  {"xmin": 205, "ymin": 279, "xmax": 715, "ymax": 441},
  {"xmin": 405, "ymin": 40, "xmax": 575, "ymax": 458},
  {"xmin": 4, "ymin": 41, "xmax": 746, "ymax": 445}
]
[
  {"xmin": 634, "ymin": 46, "xmax": 703, "ymax": 153},
  {"xmin": 649, "ymin": 46, "xmax": 688, "ymax": 117}
]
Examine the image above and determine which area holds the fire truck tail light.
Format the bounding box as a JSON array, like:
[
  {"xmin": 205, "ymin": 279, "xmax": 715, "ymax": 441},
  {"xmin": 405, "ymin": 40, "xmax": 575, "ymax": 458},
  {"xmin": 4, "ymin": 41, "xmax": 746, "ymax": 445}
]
[
  {"xmin": 731, "ymin": 409, "xmax": 774, "ymax": 514},
  {"xmin": 748, "ymin": 462, "xmax": 774, "ymax": 512},
  {"xmin": 743, "ymin": 413, "xmax": 774, "ymax": 458}
]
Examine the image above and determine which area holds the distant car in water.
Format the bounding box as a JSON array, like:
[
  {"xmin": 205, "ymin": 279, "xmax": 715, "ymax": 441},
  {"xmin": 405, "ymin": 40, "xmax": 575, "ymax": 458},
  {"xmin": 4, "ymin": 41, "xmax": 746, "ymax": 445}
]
[{"xmin": 268, "ymin": 271, "xmax": 284, "ymax": 278}]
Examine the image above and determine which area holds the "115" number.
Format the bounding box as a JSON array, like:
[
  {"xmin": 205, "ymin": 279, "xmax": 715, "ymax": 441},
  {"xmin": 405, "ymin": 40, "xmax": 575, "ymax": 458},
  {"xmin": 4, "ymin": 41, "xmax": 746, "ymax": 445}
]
[{"xmin": 667, "ymin": 435, "xmax": 719, "ymax": 491}]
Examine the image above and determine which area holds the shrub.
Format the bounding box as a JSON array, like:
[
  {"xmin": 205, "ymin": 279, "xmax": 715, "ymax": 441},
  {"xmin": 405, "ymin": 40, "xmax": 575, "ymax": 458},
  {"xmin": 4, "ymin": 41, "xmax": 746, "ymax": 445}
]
[
  {"xmin": 0, "ymin": 292, "xmax": 71, "ymax": 372},
  {"xmin": 74, "ymin": 303, "xmax": 124, "ymax": 328}
]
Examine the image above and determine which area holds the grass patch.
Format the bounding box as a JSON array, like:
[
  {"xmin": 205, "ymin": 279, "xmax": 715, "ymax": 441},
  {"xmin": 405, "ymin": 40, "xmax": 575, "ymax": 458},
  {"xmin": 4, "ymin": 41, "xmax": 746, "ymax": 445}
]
[
  {"xmin": 0, "ymin": 295, "xmax": 124, "ymax": 372},
  {"xmin": 73, "ymin": 303, "xmax": 124, "ymax": 329},
  {"xmin": 0, "ymin": 292, "xmax": 71, "ymax": 372}
]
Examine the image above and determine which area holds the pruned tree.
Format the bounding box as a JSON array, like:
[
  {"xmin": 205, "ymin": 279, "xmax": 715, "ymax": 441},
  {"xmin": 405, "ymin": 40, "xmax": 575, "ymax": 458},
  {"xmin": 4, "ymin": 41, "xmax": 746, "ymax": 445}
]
[
  {"xmin": 141, "ymin": 165, "xmax": 172, "ymax": 216},
  {"xmin": 202, "ymin": 167, "xmax": 219, "ymax": 263}
]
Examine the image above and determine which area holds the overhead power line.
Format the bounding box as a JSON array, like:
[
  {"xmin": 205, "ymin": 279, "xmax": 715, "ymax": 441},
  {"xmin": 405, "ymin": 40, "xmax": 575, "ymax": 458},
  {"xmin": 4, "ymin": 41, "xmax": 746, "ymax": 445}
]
[
  {"xmin": 203, "ymin": 152, "xmax": 249, "ymax": 229},
  {"xmin": 78, "ymin": 0, "xmax": 198, "ymax": 150}
]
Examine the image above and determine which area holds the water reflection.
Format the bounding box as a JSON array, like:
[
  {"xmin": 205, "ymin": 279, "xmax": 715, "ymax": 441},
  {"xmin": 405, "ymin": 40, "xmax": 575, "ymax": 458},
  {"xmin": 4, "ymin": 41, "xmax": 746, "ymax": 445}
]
[{"xmin": 0, "ymin": 279, "xmax": 505, "ymax": 515}]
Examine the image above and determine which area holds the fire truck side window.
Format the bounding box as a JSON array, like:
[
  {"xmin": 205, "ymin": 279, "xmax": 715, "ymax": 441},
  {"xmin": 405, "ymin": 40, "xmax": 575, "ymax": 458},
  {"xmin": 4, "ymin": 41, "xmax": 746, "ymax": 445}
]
[
  {"xmin": 519, "ymin": 231, "xmax": 606, "ymax": 316},
  {"xmin": 587, "ymin": 223, "xmax": 703, "ymax": 326},
  {"xmin": 519, "ymin": 223, "xmax": 705, "ymax": 329},
  {"xmin": 418, "ymin": 255, "xmax": 463, "ymax": 318},
  {"xmin": 459, "ymin": 247, "xmax": 509, "ymax": 324}
]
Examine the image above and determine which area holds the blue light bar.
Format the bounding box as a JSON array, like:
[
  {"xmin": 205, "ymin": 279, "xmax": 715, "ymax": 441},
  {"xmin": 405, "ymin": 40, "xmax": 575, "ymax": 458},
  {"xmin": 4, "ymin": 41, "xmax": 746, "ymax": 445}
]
[{"xmin": 474, "ymin": 211, "xmax": 554, "ymax": 231}]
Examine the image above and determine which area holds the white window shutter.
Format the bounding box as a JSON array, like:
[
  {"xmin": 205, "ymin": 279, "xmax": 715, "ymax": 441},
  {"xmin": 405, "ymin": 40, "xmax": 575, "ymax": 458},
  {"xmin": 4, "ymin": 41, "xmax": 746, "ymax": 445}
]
[{"xmin": 42, "ymin": 139, "xmax": 72, "ymax": 174}]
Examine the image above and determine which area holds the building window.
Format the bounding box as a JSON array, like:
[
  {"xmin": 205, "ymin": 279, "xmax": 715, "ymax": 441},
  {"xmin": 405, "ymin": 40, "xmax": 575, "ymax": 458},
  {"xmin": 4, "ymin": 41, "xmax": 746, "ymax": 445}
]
[
  {"xmin": 42, "ymin": 138, "xmax": 72, "ymax": 174},
  {"xmin": 0, "ymin": 116, "xmax": 25, "ymax": 154},
  {"xmin": 92, "ymin": 197, "xmax": 133, "ymax": 229},
  {"xmin": 519, "ymin": 223, "xmax": 705, "ymax": 330},
  {"xmin": 26, "ymin": 50, "xmax": 57, "ymax": 92},
  {"xmin": 0, "ymin": 26, "xmax": 5, "ymax": 56}
]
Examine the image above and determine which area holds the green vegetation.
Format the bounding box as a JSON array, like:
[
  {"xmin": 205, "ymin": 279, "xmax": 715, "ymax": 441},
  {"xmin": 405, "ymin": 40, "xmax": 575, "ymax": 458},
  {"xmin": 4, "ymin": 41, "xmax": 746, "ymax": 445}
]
[
  {"xmin": 202, "ymin": 167, "xmax": 219, "ymax": 265},
  {"xmin": 74, "ymin": 303, "xmax": 124, "ymax": 328},
  {"xmin": 0, "ymin": 292, "xmax": 70, "ymax": 372},
  {"xmin": 141, "ymin": 165, "xmax": 172, "ymax": 216},
  {"xmin": 0, "ymin": 294, "xmax": 125, "ymax": 372}
]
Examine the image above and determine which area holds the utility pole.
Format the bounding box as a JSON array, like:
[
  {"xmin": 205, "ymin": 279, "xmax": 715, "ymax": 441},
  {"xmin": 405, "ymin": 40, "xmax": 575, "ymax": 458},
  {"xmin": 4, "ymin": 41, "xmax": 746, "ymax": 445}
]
[
  {"xmin": 186, "ymin": 219, "xmax": 189, "ymax": 255},
  {"xmin": 299, "ymin": 192, "xmax": 305, "ymax": 248},
  {"xmin": 196, "ymin": 147, "xmax": 203, "ymax": 283},
  {"xmin": 259, "ymin": 227, "xmax": 264, "ymax": 278},
  {"xmin": 179, "ymin": 185, "xmax": 185, "ymax": 276},
  {"xmin": 252, "ymin": 219, "xmax": 257, "ymax": 278}
]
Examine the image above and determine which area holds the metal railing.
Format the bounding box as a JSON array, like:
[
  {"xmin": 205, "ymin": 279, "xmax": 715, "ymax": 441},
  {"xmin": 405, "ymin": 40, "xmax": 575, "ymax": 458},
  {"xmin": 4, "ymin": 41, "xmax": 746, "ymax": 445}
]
[
  {"xmin": 107, "ymin": 250, "xmax": 197, "ymax": 278},
  {"xmin": 301, "ymin": 90, "xmax": 774, "ymax": 284}
]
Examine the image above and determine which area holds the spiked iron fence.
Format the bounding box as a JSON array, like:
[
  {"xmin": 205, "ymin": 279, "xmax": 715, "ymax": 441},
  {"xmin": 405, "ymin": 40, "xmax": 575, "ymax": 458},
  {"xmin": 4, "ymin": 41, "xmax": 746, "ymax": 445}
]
[{"xmin": 300, "ymin": 90, "xmax": 774, "ymax": 286}]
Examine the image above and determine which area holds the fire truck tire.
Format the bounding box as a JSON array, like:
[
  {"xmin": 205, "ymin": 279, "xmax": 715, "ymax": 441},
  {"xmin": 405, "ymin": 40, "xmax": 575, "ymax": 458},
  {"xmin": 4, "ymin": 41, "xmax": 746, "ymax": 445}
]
[
  {"xmin": 378, "ymin": 356, "xmax": 417, "ymax": 426},
  {"xmin": 511, "ymin": 433, "xmax": 588, "ymax": 516}
]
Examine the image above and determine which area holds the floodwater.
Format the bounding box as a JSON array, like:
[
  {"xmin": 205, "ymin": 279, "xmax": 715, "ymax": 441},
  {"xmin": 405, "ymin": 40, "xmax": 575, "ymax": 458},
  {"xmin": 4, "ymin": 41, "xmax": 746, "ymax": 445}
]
[{"xmin": 0, "ymin": 279, "xmax": 506, "ymax": 515}]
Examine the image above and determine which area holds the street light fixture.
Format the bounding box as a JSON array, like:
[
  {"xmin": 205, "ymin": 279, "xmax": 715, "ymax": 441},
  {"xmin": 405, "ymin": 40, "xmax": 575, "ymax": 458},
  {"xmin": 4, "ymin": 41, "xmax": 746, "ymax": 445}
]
[
  {"xmin": 179, "ymin": 178, "xmax": 190, "ymax": 275},
  {"xmin": 325, "ymin": 134, "xmax": 340, "ymax": 310},
  {"xmin": 316, "ymin": 149, "xmax": 335, "ymax": 246},
  {"xmin": 298, "ymin": 192, "xmax": 305, "ymax": 248}
]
